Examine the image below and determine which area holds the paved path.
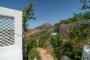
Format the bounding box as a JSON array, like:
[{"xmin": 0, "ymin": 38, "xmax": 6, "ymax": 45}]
[{"xmin": 37, "ymin": 48, "xmax": 54, "ymax": 60}]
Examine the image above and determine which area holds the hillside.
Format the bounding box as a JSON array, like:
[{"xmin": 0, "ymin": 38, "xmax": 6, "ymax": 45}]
[
  {"xmin": 34, "ymin": 23, "xmax": 53, "ymax": 30},
  {"xmin": 26, "ymin": 23, "xmax": 54, "ymax": 38}
]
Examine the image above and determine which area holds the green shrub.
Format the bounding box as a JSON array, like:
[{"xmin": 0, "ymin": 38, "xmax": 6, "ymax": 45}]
[
  {"xmin": 63, "ymin": 24, "xmax": 90, "ymax": 60},
  {"xmin": 66, "ymin": 24, "xmax": 90, "ymax": 40},
  {"xmin": 50, "ymin": 34, "xmax": 63, "ymax": 48},
  {"xmin": 39, "ymin": 39, "xmax": 46, "ymax": 48},
  {"xmin": 50, "ymin": 34, "xmax": 63, "ymax": 60},
  {"xmin": 49, "ymin": 23, "xmax": 90, "ymax": 60},
  {"xmin": 60, "ymin": 11, "xmax": 90, "ymax": 24},
  {"xmin": 25, "ymin": 37, "xmax": 37, "ymax": 60},
  {"xmin": 54, "ymin": 22, "xmax": 60, "ymax": 33},
  {"xmin": 39, "ymin": 34, "xmax": 47, "ymax": 48},
  {"xmin": 63, "ymin": 39, "xmax": 85, "ymax": 60},
  {"xmin": 26, "ymin": 37, "xmax": 37, "ymax": 49},
  {"xmin": 28, "ymin": 48, "xmax": 40, "ymax": 60},
  {"xmin": 39, "ymin": 32, "xmax": 51, "ymax": 48}
]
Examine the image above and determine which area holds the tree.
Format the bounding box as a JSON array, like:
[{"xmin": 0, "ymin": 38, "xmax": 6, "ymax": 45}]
[
  {"xmin": 22, "ymin": 2, "xmax": 36, "ymax": 60},
  {"xmin": 78, "ymin": 0, "xmax": 90, "ymax": 12},
  {"xmin": 22, "ymin": 1, "xmax": 36, "ymax": 38},
  {"xmin": 54, "ymin": 22, "xmax": 60, "ymax": 34}
]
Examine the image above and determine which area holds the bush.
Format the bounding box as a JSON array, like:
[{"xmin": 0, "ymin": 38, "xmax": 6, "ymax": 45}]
[
  {"xmin": 39, "ymin": 32, "xmax": 51, "ymax": 48},
  {"xmin": 66, "ymin": 24, "xmax": 90, "ymax": 40},
  {"xmin": 50, "ymin": 34, "xmax": 63, "ymax": 60},
  {"xmin": 63, "ymin": 24, "xmax": 90, "ymax": 60},
  {"xmin": 28, "ymin": 48, "xmax": 40, "ymax": 60},
  {"xmin": 25, "ymin": 37, "xmax": 37, "ymax": 60},
  {"xmin": 26, "ymin": 37, "xmax": 37, "ymax": 49},
  {"xmin": 54, "ymin": 22, "xmax": 60, "ymax": 33},
  {"xmin": 60, "ymin": 11, "xmax": 90, "ymax": 24},
  {"xmin": 50, "ymin": 23, "xmax": 90, "ymax": 60}
]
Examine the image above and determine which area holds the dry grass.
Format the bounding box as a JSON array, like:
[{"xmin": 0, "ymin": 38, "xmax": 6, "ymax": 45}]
[{"xmin": 25, "ymin": 28, "xmax": 48, "ymax": 36}]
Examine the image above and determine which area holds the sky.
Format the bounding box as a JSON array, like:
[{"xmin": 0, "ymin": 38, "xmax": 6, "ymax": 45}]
[{"xmin": 0, "ymin": 0, "xmax": 90, "ymax": 29}]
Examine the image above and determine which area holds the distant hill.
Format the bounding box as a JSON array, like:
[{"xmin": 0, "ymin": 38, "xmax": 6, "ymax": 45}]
[
  {"xmin": 26, "ymin": 23, "xmax": 54, "ymax": 38},
  {"xmin": 34, "ymin": 23, "xmax": 53, "ymax": 30}
]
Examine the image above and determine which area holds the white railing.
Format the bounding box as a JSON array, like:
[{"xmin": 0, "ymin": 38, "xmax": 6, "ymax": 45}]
[{"xmin": 0, "ymin": 6, "xmax": 22, "ymax": 60}]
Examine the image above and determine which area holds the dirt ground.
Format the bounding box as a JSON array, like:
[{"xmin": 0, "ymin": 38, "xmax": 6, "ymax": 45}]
[{"xmin": 37, "ymin": 48, "xmax": 54, "ymax": 60}]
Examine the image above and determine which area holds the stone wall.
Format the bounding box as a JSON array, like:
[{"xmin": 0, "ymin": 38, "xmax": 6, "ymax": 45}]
[{"xmin": 59, "ymin": 19, "xmax": 90, "ymax": 39}]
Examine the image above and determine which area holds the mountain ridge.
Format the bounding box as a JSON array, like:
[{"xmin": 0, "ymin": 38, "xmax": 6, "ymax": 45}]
[
  {"xmin": 26, "ymin": 23, "xmax": 54, "ymax": 38},
  {"xmin": 34, "ymin": 23, "xmax": 53, "ymax": 30}
]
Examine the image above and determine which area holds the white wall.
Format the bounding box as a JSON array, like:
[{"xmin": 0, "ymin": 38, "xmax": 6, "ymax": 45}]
[
  {"xmin": 81, "ymin": 45, "xmax": 90, "ymax": 60},
  {"xmin": 0, "ymin": 6, "xmax": 22, "ymax": 60},
  {"xmin": 51, "ymin": 33, "xmax": 58, "ymax": 35}
]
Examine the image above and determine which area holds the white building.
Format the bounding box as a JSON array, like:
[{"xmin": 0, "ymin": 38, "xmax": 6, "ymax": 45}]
[{"xmin": 51, "ymin": 33, "xmax": 58, "ymax": 35}]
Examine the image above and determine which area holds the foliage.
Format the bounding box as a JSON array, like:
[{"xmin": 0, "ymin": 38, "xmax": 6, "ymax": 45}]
[
  {"xmin": 50, "ymin": 34, "xmax": 63, "ymax": 48},
  {"xmin": 78, "ymin": 0, "xmax": 90, "ymax": 12},
  {"xmin": 50, "ymin": 34, "xmax": 63, "ymax": 60},
  {"xmin": 53, "ymin": 22, "xmax": 60, "ymax": 34},
  {"xmin": 63, "ymin": 24, "xmax": 90, "ymax": 60},
  {"xmin": 60, "ymin": 11, "xmax": 90, "ymax": 24},
  {"xmin": 66, "ymin": 24, "xmax": 90, "ymax": 40},
  {"xmin": 25, "ymin": 37, "xmax": 37, "ymax": 60},
  {"xmin": 26, "ymin": 37, "xmax": 37, "ymax": 49},
  {"xmin": 22, "ymin": 2, "xmax": 36, "ymax": 33},
  {"xmin": 39, "ymin": 32, "xmax": 51, "ymax": 48},
  {"xmin": 49, "ymin": 23, "xmax": 90, "ymax": 60},
  {"xmin": 63, "ymin": 39, "xmax": 83, "ymax": 60},
  {"xmin": 28, "ymin": 48, "xmax": 40, "ymax": 60},
  {"xmin": 22, "ymin": 2, "xmax": 36, "ymax": 60},
  {"xmin": 29, "ymin": 30, "xmax": 48, "ymax": 38}
]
